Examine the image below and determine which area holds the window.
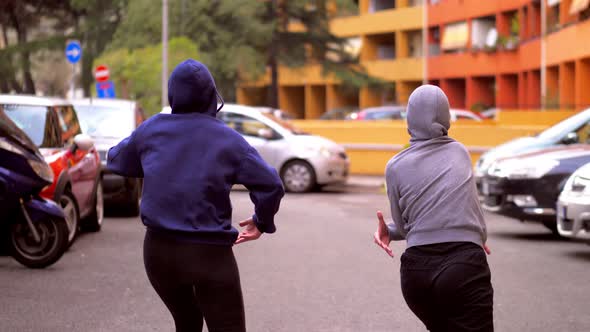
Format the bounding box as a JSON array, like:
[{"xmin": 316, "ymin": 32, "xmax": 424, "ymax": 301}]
[
  {"xmin": 576, "ymin": 122, "xmax": 590, "ymax": 143},
  {"xmin": 75, "ymin": 105, "xmax": 135, "ymax": 138},
  {"xmin": 441, "ymin": 22, "xmax": 469, "ymax": 52},
  {"xmin": 2, "ymin": 104, "xmax": 61, "ymax": 148},
  {"xmin": 56, "ymin": 106, "xmax": 82, "ymax": 146},
  {"xmin": 369, "ymin": 0, "xmax": 395, "ymax": 13},
  {"xmin": 219, "ymin": 113, "xmax": 276, "ymax": 139}
]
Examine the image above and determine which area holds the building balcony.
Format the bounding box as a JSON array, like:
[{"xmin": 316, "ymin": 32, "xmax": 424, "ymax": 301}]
[
  {"xmin": 331, "ymin": 5, "xmax": 423, "ymax": 37},
  {"xmin": 546, "ymin": 17, "xmax": 590, "ymax": 66},
  {"xmin": 428, "ymin": 38, "xmax": 540, "ymax": 79},
  {"xmin": 428, "ymin": 0, "xmax": 530, "ymax": 26}
]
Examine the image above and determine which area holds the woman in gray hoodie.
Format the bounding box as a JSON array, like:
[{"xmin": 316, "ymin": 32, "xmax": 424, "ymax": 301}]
[{"xmin": 374, "ymin": 85, "xmax": 493, "ymax": 332}]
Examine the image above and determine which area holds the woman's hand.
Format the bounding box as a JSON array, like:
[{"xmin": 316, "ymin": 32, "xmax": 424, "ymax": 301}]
[
  {"xmin": 374, "ymin": 211, "xmax": 394, "ymax": 257},
  {"xmin": 235, "ymin": 218, "xmax": 262, "ymax": 245},
  {"xmin": 483, "ymin": 243, "xmax": 491, "ymax": 255}
]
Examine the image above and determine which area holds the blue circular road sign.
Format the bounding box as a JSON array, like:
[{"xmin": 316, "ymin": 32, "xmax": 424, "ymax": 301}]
[{"xmin": 65, "ymin": 41, "xmax": 82, "ymax": 64}]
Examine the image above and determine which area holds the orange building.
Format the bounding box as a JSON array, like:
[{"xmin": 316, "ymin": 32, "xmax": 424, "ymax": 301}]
[
  {"xmin": 427, "ymin": 0, "xmax": 590, "ymax": 111},
  {"xmin": 237, "ymin": 0, "xmax": 426, "ymax": 119},
  {"xmin": 238, "ymin": 1, "xmax": 590, "ymax": 118}
]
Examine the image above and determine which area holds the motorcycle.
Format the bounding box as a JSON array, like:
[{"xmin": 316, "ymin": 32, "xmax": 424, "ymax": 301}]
[{"xmin": 0, "ymin": 114, "xmax": 69, "ymax": 268}]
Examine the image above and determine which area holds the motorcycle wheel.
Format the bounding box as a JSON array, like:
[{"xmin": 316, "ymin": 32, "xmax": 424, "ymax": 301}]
[{"xmin": 9, "ymin": 217, "xmax": 69, "ymax": 269}]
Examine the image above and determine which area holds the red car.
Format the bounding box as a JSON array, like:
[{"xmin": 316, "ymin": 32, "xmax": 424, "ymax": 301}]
[{"xmin": 1, "ymin": 95, "xmax": 103, "ymax": 245}]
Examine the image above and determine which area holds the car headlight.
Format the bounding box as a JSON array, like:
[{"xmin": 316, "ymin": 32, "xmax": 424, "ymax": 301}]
[
  {"xmin": 28, "ymin": 159, "xmax": 54, "ymax": 183},
  {"xmin": 304, "ymin": 145, "xmax": 333, "ymax": 158},
  {"xmin": 488, "ymin": 160, "xmax": 559, "ymax": 179},
  {"xmin": 318, "ymin": 146, "xmax": 333, "ymax": 158}
]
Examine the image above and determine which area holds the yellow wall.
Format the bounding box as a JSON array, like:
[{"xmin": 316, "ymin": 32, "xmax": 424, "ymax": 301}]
[
  {"xmin": 496, "ymin": 110, "xmax": 577, "ymax": 125},
  {"xmin": 292, "ymin": 120, "xmax": 550, "ymax": 175}
]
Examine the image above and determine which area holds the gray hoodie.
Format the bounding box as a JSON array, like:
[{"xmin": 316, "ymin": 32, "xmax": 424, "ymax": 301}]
[{"xmin": 385, "ymin": 85, "xmax": 487, "ymax": 248}]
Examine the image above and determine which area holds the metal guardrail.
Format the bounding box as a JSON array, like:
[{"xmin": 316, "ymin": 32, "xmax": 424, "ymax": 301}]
[{"xmin": 341, "ymin": 143, "xmax": 490, "ymax": 154}]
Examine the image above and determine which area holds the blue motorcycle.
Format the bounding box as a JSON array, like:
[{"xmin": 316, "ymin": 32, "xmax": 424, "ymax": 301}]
[{"xmin": 0, "ymin": 112, "xmax": 69, "ymax": 268}]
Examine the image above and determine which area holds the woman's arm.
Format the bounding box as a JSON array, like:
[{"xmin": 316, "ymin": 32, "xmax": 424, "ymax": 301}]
[
  {"xmin": 107, "ymin": 130, "xmax": 143, "ymax": 178},
  {"xmin": 235, "ymin": 146, "xmax": 285, "ymax": 234},
  {"xmin": 385, "ymin": 173, "xmax": 406, "ymax": 241}
]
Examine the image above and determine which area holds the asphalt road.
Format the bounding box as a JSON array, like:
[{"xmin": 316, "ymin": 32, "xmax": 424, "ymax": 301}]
[{"xmin": 1, "ymin": 185, "xmax": 589, "ymax": 332}]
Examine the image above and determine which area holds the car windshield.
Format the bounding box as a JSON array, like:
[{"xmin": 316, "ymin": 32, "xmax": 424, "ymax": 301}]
[
  {"xmin": 2, "ymin": 104, "xmax": 49, "ymax": 146},
  {"xmin": 0, "ymin": 107, "xmax": 39, "ymax": 153},
  {"xmin": 537, "ymin": 109, "xmax": 590, "ymax": 141},
  {"xmin": 261, "ymin": 113, "xmax": 307, "ymax": 135},
  {"xmin": 75, "ymin": 105, "xmax": 135, "ymax": 138}
]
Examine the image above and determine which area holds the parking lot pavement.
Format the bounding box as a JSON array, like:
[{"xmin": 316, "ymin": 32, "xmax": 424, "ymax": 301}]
[{"xmin": 1, "ymin": 185, "xmax": 589, "ymax": 332}]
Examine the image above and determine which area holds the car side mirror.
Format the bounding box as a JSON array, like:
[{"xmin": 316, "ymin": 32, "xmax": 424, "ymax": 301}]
[
  {"xmin": 258, "ymin": 128, "xmax": 276, "ymax": 140},
  {"xmin": 561, "ymin": 132, "xmax": 579, "ymax": 145},
  {"xmin": 73, "ymin": 134, "xmax": 95, "ymax": 152}
]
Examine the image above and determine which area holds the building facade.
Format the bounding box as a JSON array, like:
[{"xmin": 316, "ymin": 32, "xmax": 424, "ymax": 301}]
[
  {"xmin": 237, "ymin": 0, "xmax": 590, "ymax": 118},
  {"xmin": 428, "ymin": 0, "xmax": 590, "ymax": 112}
]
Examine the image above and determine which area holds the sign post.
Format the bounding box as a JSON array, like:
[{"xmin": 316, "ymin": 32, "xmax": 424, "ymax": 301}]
[
  {"xmin": 94, "ymin": 65, "xmax": 115, "ymax": 98},
  {"xmin": 65, "ymin": 40, "xmax": 82, "ymax": 98}
]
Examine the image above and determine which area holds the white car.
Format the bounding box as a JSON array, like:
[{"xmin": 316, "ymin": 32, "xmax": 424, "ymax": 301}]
[
  {"xmin": 557, "ymin": 162, "xmax": 590, "ymax": 241},
  {"xmin": 162, "ymin": 104, "xmax": 349, "ymax": 192},
  {"xmin": 450, "ymin": 109, "xmax": 483, "ymax": 122}
]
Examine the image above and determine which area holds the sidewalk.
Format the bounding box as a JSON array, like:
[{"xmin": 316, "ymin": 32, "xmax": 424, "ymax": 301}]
[{"xmin": 347, "ymin": 175, "xmax": 385, "ymax": 189}]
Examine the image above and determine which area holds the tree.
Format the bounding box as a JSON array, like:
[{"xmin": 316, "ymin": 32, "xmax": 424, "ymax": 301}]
[
  {"xmin": 95, "ymin": 37, "xmax": 199, "ymax": 116},
  {"xmin": 106, "ymin": 0, "xmax": 272, "ymax": 102},
  {"xmin": 261, "ymin": 0, "xmax": 381, "ymax": 108},
  {"xmin": 67, "ymin": 0, "xmax": 128, "ymax": 96},
  {"xmin": 0, "ymin": 0, "xmax": 71, "ymax": 94}
]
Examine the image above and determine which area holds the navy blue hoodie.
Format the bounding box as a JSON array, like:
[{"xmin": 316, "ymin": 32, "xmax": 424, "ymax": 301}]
[{"xmin": 107, "ymin": 59, "xmax": 285, "ymax": 245}]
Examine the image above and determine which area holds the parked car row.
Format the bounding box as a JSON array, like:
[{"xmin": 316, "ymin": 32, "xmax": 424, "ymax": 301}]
[
  {"xmin": 475, "ymin": 107, "xmax": 590, "ymax": 244},
  {"xmin": 319, "ymin": 105, "xmax": 490, "ymax": 121},
  {"xmin": 344, "ymin": 106, "xmax": 483, "ymax": 122},
  {"xmin": 0, "ymin": 95, "xmax": 144, "ymax": 252}
]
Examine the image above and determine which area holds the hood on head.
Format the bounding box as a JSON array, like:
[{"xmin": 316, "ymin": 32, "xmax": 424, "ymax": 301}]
[
  {"xmin": 167, "ymin": 59, "xmax": 224, "ymax": 116},
  {"xmin": 406, "ymin": 85, "xmax": 451, "ymax": 142}
]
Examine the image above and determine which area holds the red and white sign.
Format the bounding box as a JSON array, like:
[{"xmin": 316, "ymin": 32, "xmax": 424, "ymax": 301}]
[{"xmin": 94, "ymin": 65, "xmax": 110, "ymax": 82}]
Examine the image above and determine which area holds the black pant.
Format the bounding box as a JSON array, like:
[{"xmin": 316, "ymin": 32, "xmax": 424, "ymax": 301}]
[
  {"xmin": 400, "ymin": 242, "xmax": 494, "ymax": 332},
  {"xmin": 143, "ymin": 229, "xmax": 246, "ymax": 332}
]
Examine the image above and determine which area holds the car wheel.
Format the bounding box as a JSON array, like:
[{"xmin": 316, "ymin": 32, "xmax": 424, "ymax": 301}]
[
  {"xmin": 84, "ymin": 180, "xmax": 104, "ymax": 232},
  {"xmin": 59, "ymin": 189, "xmax": 80, "ymax": 246},
  {"xmin": 281, "ymin": 160, "xmax": 316, "ymax": 193},
  {"xmin": 125, "ymin": 180, "xmax": 141, "ymax": 217}
]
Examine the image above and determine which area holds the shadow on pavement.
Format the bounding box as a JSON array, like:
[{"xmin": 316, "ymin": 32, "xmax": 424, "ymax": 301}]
[
  {"xmin": 493, "ymin": 231, "xmax": 568, "ymax": 243},
  {"xmin": 563, "ymin": 250, "xmax": 590, "ymax": 262}
]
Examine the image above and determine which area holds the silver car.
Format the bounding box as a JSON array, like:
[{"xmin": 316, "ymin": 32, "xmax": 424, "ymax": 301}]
[
  {"xmin": 557, "ymin": 162, "xmax": 590, "ymax": 241},
  {"xmin": 162, "ymin": 104, "xmax": 349, "ymax": 193}
]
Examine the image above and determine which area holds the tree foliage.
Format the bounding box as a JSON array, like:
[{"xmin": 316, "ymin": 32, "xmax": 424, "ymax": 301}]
[
  {"xmin": 261, "ymin": 0, "xmax": 382, "ymax": 108},
  {"xmin": 94, "ymin": 37, "xmax": 199, "ymax": 116},
  {"xmin": 0, "ymin": 0, "xmax": 128, "ymax": 96},
  {"xmin": 107, "ymin": 0, "xmax": 271, "ymax": 102},
  {"xmin": 0, "ymin": 0, "xmax": 72, "ymax": 93}
]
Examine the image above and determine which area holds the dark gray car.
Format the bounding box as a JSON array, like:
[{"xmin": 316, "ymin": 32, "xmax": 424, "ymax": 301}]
[{"xmin": 72, "ymin": 98, "xmax": 145, "ymax": 215}]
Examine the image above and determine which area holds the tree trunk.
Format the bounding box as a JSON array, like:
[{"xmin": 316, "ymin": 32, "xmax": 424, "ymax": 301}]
[
  {"xmin": 267, "ymin": 0, "xmax": 282, "ymax": 109},
  {"xmin": 268, "ymin": 56, "xmax": 279, "ymax": 109},
  {"xmin": 9, "ymin": 8, "xmax": 35, "ymax": 94}
]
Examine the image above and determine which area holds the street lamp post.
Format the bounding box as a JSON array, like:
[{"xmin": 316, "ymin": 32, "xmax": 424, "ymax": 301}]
[
  {"xmin": 162, "ymin": 0, "xmax": 169, "ymax": 108},
  {"xmin": 541, "ymin": 0, "xmax": 547, "ymax": 110}
]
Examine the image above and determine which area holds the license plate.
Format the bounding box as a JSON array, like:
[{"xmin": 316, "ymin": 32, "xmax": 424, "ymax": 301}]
[{"xmin": 482, "ymin": 181, "xmax": 490, "ymax": 195}]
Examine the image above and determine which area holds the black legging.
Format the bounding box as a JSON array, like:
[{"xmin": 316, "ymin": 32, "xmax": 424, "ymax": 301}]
[
  {"xmin": 143, "ymin": 229, "xmax": 246, "ymax": 332},
  {"xmin": 400, "ymin": 242, "xmax": 494, "ymax": 332}
]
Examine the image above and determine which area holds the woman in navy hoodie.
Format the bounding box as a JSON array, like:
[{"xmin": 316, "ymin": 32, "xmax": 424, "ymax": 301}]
[{"xmin": 107, "ymin": 59, "xmax": 285, "ymax": 332}]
